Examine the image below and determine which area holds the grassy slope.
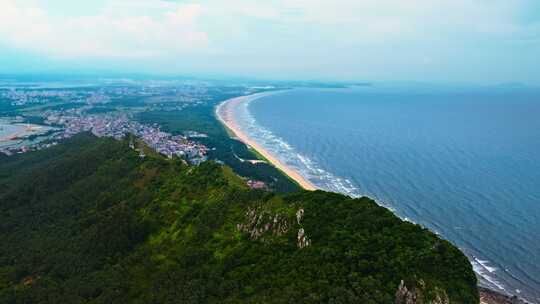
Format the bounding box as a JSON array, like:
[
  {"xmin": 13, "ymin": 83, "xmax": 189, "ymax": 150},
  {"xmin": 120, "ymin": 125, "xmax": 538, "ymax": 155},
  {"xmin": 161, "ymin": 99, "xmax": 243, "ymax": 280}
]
[{"xmin": 0, "ymin": 134, "xmax": 478, "ymax": 303}]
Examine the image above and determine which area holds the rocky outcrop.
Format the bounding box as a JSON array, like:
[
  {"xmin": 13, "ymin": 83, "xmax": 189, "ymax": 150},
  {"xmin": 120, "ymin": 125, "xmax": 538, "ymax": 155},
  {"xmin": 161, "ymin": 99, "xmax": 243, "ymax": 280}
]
[
  {"xmin": 479, "ymin": 287, "xmax": 528, "ymax": 304},
  {"xmin": 395, "ymin": 280, "xmax": 449, "ymax": 304},
  {"xmin": 237, "ymin": 207, "xmax": 292, "ymax": 241},
  {"xmin": 297, "ymin": 228, "xmax": 311, "ymax": 248},
  {"xmin": 296, "ymin": 208, "xmax": 304, "ymax": 224},
  {"xmin": 295, "ymin": 208, "xmax": 311, "ymax": 248},
  {"xmin": 238, "ymin": 206, "xmax": 311, "ymax": 248},
  {"xmin": 395, "ymin": 280, "xmax": 421, "ymax": 304}
]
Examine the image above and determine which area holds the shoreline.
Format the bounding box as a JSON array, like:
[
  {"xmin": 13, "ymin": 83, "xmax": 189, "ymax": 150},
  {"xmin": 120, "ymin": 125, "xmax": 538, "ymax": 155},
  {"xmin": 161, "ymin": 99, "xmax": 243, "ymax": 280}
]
[
  {"xmin": 480, "ymin": 287, "xmax": 530, "ymax": 304},
  {"xmin": 215, "ymin": 92, "xmax": 535, "ymax": 304},
  {"xmin": 215, "ymin": 92, "xmax": 317, "ymax": 191}
]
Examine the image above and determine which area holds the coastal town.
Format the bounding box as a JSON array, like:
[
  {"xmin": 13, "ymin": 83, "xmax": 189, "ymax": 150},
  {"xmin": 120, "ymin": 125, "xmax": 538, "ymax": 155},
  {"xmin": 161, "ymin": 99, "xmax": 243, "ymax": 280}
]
[
  {"xmin": 0, "ymin": 83, "xmax": 216, "ymax": 164},
  {"xmin": 0, "ymin": 81, "xmax": 273, "ymax": 190},
  {"xmin": 44, "ymin": 112, "xmax": 208, "ymax": 164},
  {"xmin": 0, "ymin": 111, "xmax": 209, "ymax": 164}
]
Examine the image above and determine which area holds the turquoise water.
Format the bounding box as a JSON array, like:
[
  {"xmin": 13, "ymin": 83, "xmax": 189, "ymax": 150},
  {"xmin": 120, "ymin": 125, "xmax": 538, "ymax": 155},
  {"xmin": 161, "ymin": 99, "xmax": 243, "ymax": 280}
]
[{"xmin": 235, "ymin": 85, "xmax": 540, "ymax": 302}]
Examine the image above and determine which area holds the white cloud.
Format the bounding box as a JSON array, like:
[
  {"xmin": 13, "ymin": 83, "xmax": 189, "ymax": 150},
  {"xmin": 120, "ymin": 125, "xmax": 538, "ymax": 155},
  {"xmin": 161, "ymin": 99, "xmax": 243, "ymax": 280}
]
[
  {"xmin": 1, "ymin": 0, "xmax": 537, "ymax": 59},
  {"xmin": 0, "ymin": 0, "xmax": 538, "ymax": 82},
  {"xmin": 204, "ymin": 0, "xmax": 539, "ymax": 44},
  {"xmin": 0, "ymin": 0, "xmax": 208, "ymax": 58}
]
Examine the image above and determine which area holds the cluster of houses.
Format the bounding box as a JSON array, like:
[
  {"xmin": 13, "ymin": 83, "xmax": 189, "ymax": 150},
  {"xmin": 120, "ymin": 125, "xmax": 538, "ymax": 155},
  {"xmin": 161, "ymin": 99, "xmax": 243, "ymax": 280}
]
[{"xmin": 43, "ymin": 112, "xmax": 208, "ymax": 164}]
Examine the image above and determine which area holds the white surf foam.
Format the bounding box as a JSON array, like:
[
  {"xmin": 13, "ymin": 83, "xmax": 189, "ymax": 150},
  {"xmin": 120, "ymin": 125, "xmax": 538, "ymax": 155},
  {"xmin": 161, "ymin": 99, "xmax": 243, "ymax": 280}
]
[
  {"xmin": 236, "ymin": 97, "xmax": 364, "ymax": 199},
  {"xmin": 230, "ymin": 91, "xmax": 540, "ymax": 304},
  {"xmin": 471, "ymin": 256, "xmax": 506, "ymax": 291},
  {"xmin": 236, "ymin": 94, "xmax": 415, "ymax": 219}
]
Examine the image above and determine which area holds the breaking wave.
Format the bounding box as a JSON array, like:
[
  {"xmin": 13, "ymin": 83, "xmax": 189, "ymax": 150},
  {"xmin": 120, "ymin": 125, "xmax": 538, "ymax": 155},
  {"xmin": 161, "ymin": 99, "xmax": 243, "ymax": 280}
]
[
  {"xmin": 231, "ymin": 89, "xmax": 540, "ymax": 304},
  {"xmin": 236, "ymin": 97, "xmax": 361, "ymax": 198}
]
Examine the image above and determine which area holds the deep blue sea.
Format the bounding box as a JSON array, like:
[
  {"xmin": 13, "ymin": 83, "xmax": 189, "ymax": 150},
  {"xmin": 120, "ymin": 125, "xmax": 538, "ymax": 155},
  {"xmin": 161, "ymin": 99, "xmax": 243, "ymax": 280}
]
[{"xmin": 234, "ymin": 85, "xmax": 540, "ymax": 302}]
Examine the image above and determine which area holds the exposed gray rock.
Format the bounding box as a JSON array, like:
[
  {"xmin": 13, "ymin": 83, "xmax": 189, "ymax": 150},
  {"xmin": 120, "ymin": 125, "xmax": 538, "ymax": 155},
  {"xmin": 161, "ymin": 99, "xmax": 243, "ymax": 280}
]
[
  {"xmin": 395, "ymin": 280, "xmax": 449, "ymax": 304},
  {"xmin": 297, "ymin": 228, "xmax": 311, "ymax": 248},
  {"xmin": 236, "ymin": 207, "xmax": 292, "ymax": 241},
  {"xmin": 479, "ymin": 287, "xmax": 529, "ymax": 304},
  {"xmin": 296, "ymin": 208, "xmax": 304, "ymax": 224},
  {"xmin": 395, "ymin": 280, "xmax": 420, "ymax": 304},
  {"xmin": 237, "ymin": 207, "xmax": 311, "ymax": 248}
]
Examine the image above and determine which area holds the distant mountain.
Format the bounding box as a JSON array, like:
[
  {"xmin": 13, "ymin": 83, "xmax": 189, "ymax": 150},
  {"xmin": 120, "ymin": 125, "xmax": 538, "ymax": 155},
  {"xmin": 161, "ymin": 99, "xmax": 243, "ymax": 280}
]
[{"xmin": 0, "ymin": 133, "xmax": 478, "ymax": 303}]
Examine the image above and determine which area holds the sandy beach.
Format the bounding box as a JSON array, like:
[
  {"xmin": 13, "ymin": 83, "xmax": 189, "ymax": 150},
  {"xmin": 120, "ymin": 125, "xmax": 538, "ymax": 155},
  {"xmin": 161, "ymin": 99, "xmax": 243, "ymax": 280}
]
[{"xmin": 216, "ymin": 93, "xmax": 317, "ymax": 191}]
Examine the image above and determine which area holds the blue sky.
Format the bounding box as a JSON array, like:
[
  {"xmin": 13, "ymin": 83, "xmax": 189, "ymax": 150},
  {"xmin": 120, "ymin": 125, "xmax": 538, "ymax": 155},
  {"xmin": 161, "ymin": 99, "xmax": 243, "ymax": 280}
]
[{"xmin": 1, "ymin": 0, "xmax": 540, "ymax": 83}]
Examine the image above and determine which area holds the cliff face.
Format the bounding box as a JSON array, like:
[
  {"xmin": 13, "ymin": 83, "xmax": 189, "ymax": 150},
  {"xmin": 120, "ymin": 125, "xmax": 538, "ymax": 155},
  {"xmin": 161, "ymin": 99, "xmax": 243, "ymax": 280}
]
[{"xmin": 0, "ymin": 134, "xmax": 480, "ymax": 303}]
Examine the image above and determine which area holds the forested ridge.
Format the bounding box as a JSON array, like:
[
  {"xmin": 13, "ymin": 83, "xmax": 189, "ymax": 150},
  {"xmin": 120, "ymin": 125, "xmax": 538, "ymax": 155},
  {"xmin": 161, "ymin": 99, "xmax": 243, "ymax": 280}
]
[{"xmin": 0, "ymin": 133, "xmax": 478, "ymax": 303}]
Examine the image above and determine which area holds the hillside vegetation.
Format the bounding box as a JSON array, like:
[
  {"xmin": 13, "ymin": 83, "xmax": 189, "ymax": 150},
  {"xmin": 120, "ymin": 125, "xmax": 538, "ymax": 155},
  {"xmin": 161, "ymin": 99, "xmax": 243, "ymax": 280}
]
[
  {"xmin": 137, "ymin": 101, "xmax": 301, "ymax": 193},
  {"xmin": 0, "ymin": 134, "xmax": 478, "ymax": 303}
]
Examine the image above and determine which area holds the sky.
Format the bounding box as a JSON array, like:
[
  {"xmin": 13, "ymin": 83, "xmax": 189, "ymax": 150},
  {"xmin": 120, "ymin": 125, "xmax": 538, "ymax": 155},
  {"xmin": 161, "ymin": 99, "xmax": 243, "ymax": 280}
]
[{"xmin": 1, "ymin": 0, "xmax": 540, "ymax": 84}]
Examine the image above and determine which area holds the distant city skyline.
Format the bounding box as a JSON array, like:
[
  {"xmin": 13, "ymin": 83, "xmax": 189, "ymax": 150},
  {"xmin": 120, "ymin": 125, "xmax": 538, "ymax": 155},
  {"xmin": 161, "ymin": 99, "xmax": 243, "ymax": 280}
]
[{"xmin": 1, "ymin": 0, "xmax": 540, "ymax": 84}]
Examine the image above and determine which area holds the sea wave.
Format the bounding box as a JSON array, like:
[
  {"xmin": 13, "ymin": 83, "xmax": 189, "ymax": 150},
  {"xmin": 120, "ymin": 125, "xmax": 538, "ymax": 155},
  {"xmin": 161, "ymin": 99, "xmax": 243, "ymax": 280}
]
[
  {"xmin": 239, "ymin": 98, "xmax": 516, "ymax": 298},
  {"xmin": 237, "ymin": 98, "xmax": 361, "ymax": 198},
  {"xmin": 238, "ymin": 96, "xmax": 413, "ymax": 223},
  {"xmin": 233, "ymin": 89, "xmax": 540, "ymax": 304},
  {"xmin": 471, "ymin": 255, "xmax": 510, "ymax": 294},
  {"xmin": 237, "ymin": 95, "xmax": 431, "ymax": 224}
]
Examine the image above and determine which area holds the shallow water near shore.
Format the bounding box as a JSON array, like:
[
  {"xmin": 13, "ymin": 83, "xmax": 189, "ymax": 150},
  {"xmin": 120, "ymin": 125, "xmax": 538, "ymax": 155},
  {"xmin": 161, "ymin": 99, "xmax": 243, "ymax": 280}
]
[{"xmin": 234, "ymin": 85, "xmax": 540, "ymax": 302}]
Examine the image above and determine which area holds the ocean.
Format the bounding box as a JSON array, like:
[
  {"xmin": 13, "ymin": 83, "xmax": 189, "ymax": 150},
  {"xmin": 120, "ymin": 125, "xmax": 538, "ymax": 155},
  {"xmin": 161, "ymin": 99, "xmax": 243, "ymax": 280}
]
[{"xmin": 233, "ymin": 85, "xmax": 540, "ymax": 302}]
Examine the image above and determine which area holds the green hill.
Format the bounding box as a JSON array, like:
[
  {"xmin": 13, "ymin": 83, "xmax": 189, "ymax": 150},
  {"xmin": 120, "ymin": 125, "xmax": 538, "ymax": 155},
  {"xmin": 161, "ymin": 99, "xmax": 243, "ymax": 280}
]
[{"xmin": 0, "ymin": 134, "xmax": 478, "ymax": 303}]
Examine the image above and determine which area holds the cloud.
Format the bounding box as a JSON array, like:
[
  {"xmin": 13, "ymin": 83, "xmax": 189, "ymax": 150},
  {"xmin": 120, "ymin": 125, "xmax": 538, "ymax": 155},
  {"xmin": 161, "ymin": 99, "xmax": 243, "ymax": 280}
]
[
  {"xmin": 0, "ymin": 0, "xmax": 539, "ymax": 82},
  {"xmin": 2, "ymin": 0, "xmax": 538, "ymax": 59},
  {"xmin": 0, "ymin": 0, "xmax": 208, "ymax": 58},
  {"xmin": 204, "ymin": 0, "xmax": 540, "ymax": 44}
]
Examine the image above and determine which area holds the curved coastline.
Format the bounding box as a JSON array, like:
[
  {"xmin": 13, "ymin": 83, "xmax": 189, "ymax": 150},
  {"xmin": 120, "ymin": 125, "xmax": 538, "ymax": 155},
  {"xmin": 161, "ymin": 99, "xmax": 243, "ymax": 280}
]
[
  {"xmin": 216, "ymin": 92, "xmax": 317, "ymax": 191},
  {"xmin": 216, "ymin": 91, "xmax": 534, "ymax": 304}
]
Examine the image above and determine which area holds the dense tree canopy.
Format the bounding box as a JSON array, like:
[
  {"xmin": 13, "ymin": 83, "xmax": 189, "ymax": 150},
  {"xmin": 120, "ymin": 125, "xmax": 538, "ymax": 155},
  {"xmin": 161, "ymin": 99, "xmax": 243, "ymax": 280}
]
[{"xmin": 0, "ymin": 134, "xmax": 478, "ymax": 303}]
